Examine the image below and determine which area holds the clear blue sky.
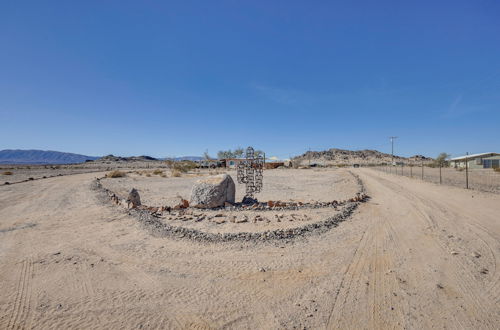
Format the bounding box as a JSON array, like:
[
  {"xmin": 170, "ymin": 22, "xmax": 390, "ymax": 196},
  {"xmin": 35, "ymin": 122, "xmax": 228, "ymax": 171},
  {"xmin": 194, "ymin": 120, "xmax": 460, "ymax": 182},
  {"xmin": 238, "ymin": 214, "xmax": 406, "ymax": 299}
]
[{"xmin": 1, "ymin": 1, "xmax": 499, "ymax": 159}]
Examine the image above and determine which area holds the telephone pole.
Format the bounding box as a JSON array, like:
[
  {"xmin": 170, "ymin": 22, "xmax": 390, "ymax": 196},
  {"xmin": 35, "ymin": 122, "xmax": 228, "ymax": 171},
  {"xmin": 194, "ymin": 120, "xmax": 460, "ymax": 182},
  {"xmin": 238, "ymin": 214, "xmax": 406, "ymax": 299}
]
[{"xmin": 389, "ymin": 136, "xmax": 398, "ymax": 165}]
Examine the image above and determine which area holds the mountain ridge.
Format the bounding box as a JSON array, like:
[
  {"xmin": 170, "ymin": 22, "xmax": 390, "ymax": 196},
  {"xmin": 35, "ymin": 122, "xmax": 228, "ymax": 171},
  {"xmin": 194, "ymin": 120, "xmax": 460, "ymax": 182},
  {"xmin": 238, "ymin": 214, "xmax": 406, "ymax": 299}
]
[
  {"xmin": 0, "ymin": 149, "xmax": 99, "ymax": 164},
  {"xmin": 293, "ymin": 148, "xmax": 433, "ymax": 165}
]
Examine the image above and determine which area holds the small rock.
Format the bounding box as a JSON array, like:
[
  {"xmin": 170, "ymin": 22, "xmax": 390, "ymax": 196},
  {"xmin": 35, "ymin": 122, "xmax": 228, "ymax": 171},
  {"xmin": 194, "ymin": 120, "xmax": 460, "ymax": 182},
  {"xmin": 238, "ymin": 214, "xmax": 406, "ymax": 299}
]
[
  {"xmin": 451, "ymin": 251, "xmax": 459, "ymax": 255},
  {"xmin": 127, "ymin": 188, "xmax": 141, "ymax": 208},
  {"xmin": 259, "ymin": 267, "xmax": 266, "ymax": 272},
  {"xmin": 235, "ymin": 215, "xmax": 248, "ymax": 223}
]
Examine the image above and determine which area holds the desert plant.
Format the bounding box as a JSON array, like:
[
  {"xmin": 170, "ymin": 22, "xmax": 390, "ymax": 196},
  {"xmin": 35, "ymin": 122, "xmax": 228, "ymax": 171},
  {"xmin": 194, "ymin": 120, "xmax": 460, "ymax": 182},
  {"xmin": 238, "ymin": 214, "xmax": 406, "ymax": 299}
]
[
  {"xmin": 494, "ymin": 167, "xmax": 500, "ymax": 173},
  {"xmin": 172, "ymin": 169, "xmax": 182, "ymax": 177},
  {"xmin": 153, "ymin": 169, "xmax": 164, "ymax": 175},
  {"xmin": 433, "ymin": 152, "xmax": 450, "ymax": 168},
  {"xmin": 173, "ymin": 161, "xmax": 197, "ymax": 173},
  {"xmin": 2, "ymin": 171, "xmax": 13, "ymax": 175},
  {"xmin": 106, "ymin": 170, "xmax": 126, "ymax": 178}
]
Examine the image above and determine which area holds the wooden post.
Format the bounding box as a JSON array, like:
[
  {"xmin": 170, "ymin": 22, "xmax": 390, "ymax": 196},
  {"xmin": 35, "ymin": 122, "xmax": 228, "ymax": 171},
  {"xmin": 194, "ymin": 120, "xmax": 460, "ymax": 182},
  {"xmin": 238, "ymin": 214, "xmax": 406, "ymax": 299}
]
[{"xmin": 465, "ymin": 152, "xmax": 469, "ymax": 189}]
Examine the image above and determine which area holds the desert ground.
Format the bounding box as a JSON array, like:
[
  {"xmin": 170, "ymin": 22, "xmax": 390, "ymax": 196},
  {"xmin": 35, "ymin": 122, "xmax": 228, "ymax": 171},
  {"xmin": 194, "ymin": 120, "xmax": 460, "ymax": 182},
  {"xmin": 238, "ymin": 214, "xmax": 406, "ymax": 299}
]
[
  {"xmin": 1, "ymin": 166, "xmax": 499, "ymax": 329},
  {"xmin": 372, "ymin": 165, "xmax": 500, "ymax": 194}
]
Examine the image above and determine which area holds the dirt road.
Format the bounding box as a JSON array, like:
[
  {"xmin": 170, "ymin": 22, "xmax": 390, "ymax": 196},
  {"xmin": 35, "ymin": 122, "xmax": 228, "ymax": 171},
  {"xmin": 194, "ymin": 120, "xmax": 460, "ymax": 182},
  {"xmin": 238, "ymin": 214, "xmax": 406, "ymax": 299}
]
[{"xmin": 0, "ymin": 169, "xmax": 499, "ymax": 329}]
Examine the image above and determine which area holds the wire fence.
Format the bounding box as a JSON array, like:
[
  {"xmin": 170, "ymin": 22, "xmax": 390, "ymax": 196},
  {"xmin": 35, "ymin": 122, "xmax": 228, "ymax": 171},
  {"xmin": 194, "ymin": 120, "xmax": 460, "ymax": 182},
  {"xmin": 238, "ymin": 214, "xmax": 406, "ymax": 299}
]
[{"xmin": 372, "ymin": 164, "xmax": 500, "ymax": 194}]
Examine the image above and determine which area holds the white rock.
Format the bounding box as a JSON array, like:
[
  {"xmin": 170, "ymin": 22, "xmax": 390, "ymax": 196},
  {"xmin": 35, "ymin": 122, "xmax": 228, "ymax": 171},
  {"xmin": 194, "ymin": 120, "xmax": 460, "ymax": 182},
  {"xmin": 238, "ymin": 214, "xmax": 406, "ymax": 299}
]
[{"xmin": 190, "ymin": 174, "xmax": 235, "ymax": 209}]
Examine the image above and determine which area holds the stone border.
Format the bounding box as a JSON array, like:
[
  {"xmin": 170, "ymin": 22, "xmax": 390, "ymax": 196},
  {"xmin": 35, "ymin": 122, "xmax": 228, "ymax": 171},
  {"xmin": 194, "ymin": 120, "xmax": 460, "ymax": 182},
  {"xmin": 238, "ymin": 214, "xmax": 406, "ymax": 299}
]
[{"xmin": 92, "ymin": 170, "xmax": 369, "ymax": 243}]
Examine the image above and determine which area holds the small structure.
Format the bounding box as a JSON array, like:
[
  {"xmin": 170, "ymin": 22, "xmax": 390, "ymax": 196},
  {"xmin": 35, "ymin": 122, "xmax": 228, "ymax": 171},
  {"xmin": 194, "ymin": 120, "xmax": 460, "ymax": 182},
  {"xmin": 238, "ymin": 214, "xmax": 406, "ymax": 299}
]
[
  {"xmin": 450, "ymin": 152, "xmax": 500, "ymax": 169},
  {"xmin": 265, "ymin": 162, "xmax": 284, "ymax": 169},
  {"xmin": 221, "ymin": 158, "xmax": 246, "ymax": 169}
]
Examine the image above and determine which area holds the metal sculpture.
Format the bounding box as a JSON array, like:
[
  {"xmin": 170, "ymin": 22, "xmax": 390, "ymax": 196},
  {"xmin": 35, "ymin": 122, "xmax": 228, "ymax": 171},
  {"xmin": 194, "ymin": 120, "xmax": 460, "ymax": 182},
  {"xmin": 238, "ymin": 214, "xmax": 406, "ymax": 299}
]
[{"xmin": 237, "ymin": 147, "xmax": 264, "ymax": 201}]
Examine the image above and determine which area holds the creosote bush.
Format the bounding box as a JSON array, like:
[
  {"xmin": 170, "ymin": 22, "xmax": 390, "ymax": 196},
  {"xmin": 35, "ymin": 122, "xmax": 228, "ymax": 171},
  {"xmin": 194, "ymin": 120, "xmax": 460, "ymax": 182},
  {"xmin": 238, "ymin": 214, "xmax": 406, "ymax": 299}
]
[
  {"xmin": 153, "ymin": 169, "xmax": 164, "ymax": 175},
  {"xmin": 171, "ymin": 169, "xmax": 182, "ymax": 177},
  {"xmin": 2, "ymin": 171, "xmax": 13, "ymax": 175},
  {"xmin": 106, "ymin": 170, "xmax": 126, "ymax": 178}
]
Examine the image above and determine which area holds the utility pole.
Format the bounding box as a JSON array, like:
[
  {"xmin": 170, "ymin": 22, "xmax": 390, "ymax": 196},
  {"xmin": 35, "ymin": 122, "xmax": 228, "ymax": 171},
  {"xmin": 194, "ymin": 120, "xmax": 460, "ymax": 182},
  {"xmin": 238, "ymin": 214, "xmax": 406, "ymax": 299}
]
[{"xmin": 389, "ymin": 136, "xmax": 398, "ymax": 166}]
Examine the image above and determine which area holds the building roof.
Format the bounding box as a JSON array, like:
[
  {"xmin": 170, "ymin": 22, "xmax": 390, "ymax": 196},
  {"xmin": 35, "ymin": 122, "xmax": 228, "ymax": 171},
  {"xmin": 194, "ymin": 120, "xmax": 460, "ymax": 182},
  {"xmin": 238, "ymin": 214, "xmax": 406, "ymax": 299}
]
[{"xmin": 450, "ymin": 152, "xmax": 500, "ymax": 161}]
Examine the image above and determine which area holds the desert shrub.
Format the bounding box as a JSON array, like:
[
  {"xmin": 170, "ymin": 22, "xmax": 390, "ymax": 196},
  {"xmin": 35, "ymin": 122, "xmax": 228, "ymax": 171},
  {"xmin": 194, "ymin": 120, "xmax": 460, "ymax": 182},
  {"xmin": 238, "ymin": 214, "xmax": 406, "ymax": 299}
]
[
  {"xmin": 106, "ymin": 170, "xmax": 126, "ymax": 178},
  {"xmin": 161, "ymin": 174, "xmax": 167, "ymax": 178},
  {"xmin": 2, "ymin": 171, "xmax": 13, "ymax": 175},
  {"xmin": 153, "ymin": 169, "xmax": 164, "ymax": 175},
  {"xmin": 172, "ymin": 169, "xmax": 182, "ymax": 177},
  {"xmin": 173, "ymin": 161, "xmax": 197, "ymax": 173},
  {"xmin": 494, "ymin": 167, "xmax": 500, "ymax": 173}
]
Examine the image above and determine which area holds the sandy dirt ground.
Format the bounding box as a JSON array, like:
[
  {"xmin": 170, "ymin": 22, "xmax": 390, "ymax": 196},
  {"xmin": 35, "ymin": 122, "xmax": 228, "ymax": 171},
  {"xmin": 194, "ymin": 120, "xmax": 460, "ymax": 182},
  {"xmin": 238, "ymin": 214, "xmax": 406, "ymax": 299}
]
[
  {"xmin": 100, "ymin": 168, "xmax": 359, "ymax": 206},
  {"xmin": 0, "ymin": 168, "xmax": 499, "ymax": 329},
  {"xmin": 99, "ymin": 169, "xmax": 359, "ymax": 234}
]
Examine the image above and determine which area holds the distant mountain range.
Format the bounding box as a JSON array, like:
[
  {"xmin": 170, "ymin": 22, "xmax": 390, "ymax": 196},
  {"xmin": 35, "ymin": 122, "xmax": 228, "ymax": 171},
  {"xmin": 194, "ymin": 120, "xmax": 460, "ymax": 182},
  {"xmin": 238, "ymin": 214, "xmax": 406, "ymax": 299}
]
[
  {"xmin": 0, "ymin": 149, "xmax": 99, "ymax": 164},
  {"xmin": 170, "ymin": 156, "xmax": 204, "ymax": 161},
  {"xmin": 0, "ymin": 150, "xmax": 205, "ymax": 164}
]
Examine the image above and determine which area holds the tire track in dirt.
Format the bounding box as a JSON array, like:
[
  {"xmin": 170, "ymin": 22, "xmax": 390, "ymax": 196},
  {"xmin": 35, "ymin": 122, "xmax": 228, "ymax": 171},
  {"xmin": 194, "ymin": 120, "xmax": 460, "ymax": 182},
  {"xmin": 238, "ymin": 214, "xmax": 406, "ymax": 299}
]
[
  {"xmin": 6, "ymin": 258, "xmax": 34, "ymax": 330},
  {"xmin": 362, "ymin": 170, "xmax": 500, "ymax": 328}
]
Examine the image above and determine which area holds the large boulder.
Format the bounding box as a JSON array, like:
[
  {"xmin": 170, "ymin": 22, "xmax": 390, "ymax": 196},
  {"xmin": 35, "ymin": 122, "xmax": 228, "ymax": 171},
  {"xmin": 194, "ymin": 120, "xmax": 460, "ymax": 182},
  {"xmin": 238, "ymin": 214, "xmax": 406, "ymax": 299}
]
[{"xmin": 190, "ymin": 174, "xmax": 235, "ymax": 208}]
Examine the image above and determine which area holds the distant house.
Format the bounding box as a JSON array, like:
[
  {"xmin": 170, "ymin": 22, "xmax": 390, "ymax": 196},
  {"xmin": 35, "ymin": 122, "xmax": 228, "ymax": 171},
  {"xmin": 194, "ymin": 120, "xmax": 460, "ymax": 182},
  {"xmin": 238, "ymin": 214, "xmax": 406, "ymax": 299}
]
[
  {"xmin": 450, "ymin": 152, "xmax": 500, "ymax": 169},
  {"xmin": 220, "ymin": 158, "xmax": 246, "ymax": 169}
]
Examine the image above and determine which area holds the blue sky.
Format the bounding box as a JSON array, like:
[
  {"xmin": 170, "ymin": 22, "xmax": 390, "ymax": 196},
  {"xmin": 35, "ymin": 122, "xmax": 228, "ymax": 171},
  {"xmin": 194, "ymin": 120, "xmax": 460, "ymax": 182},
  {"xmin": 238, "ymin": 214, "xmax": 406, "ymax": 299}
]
[{"xmin": 1, "ymin": 1, "xmax": 499, "ymax": 159}]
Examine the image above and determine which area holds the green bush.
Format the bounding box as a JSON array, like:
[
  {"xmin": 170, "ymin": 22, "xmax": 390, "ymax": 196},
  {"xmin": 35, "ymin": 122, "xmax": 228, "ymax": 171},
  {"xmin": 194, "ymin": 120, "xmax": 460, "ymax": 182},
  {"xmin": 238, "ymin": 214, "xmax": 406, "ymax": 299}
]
[{"xmin": 2, "ymin": 171, "xmax": 13, "ymax": 175}]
